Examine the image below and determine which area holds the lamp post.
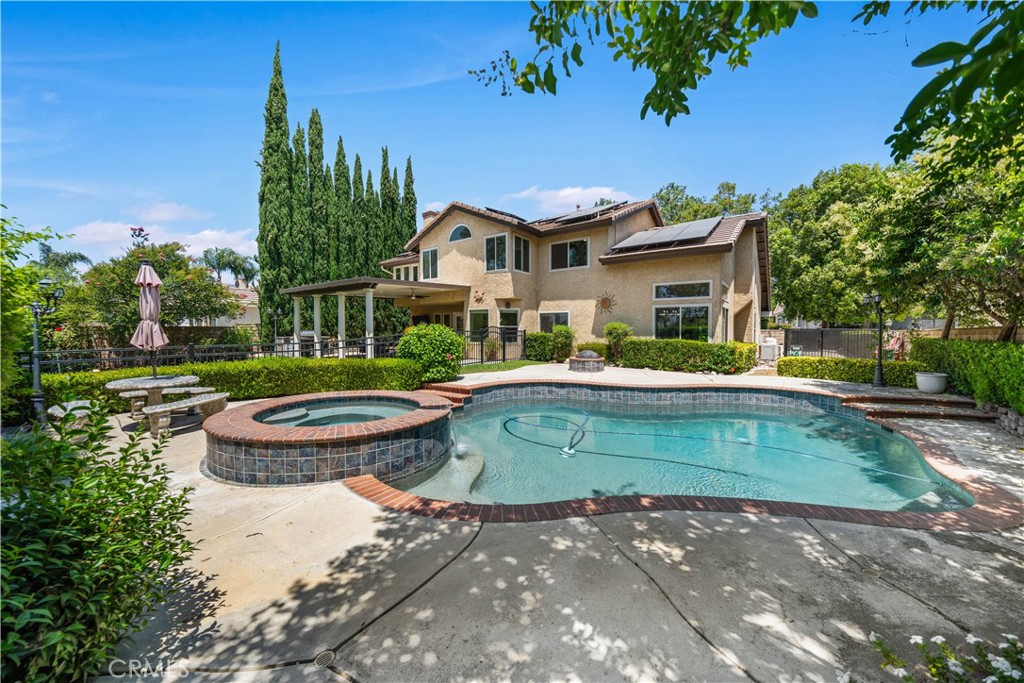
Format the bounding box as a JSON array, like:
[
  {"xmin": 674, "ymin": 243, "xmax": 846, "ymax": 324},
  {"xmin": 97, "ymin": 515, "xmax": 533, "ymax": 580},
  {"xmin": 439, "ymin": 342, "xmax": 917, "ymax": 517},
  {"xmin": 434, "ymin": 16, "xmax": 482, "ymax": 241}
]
[
  {"xmin": 862, "ymin": 292, "xmax": 885, "ymax": 388},
  {"xmin": 30, "ymin": 277, "xmax": 65, "ymax": 421}
]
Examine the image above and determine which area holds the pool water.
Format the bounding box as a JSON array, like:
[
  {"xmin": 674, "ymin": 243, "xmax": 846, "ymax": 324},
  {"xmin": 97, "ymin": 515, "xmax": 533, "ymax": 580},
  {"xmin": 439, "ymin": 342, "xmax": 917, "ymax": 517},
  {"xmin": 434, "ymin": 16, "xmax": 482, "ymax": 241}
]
[
  {"xmin": 258, "ymin": 400, "xmax": 410, "ymax": 427},
  {"xmin": 398, "ymin": 399, "xmax": 972, "ymax": 512}
]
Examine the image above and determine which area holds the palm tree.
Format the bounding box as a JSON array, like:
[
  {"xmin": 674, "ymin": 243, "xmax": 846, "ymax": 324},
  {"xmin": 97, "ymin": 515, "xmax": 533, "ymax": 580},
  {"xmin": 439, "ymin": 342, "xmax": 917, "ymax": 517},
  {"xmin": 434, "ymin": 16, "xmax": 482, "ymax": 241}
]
[
  {"xmin": 32, "ymin": 243, "xmax": 92, "ymax": 282},
  {"xmin": 226, "ymin": 254, "xmax": 259, "ymax": 288},
  {"xmin": 200, "ymin": 247, "xmax": 235, "ymax": 283}
]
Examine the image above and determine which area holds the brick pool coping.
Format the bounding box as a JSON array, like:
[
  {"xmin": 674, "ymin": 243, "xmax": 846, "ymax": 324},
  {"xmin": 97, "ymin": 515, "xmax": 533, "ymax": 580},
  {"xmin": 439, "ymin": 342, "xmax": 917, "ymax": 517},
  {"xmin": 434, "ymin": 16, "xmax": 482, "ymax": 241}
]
[
  {"xmin": 344, "ymin": 380, "xmax": 1023, "ymax": 531},
  {"xmin": 203, "ymin": 390, "xmax": 451, "ymax": 444}
]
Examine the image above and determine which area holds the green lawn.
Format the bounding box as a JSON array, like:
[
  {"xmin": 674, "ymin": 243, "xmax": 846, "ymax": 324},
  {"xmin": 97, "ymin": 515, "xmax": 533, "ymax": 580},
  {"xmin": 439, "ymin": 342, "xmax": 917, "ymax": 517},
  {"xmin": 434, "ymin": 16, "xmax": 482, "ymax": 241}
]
[{"xmin": 458, "ymin": 360, "xmax": 547, "ymax": 374}]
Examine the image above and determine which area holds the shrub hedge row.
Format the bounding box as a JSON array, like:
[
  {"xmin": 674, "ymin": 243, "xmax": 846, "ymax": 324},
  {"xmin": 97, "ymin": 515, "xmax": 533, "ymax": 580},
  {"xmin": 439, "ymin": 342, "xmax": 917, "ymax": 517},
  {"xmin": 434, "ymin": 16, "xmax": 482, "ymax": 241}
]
[
  {"xmin": 909, "ymin": 338, "xmax": 1024, "ymax": 413},
  {"xmin": 576, "ymin": 342, "xmax": 609, "ymax": 358},
  {"xmin": 621, "ymin": 339, "xmax": 757, "ymax": 374},
  {"xmin": 776, "ymin": 357, "xmax": 925, "ymax": 387},
  {"xmin": 42, "ymin": 357, "xmax": 424, "ymax": 412},
  {"xmin": 524, "ymin": 332, "xmax": 554, "ymax": 362}
]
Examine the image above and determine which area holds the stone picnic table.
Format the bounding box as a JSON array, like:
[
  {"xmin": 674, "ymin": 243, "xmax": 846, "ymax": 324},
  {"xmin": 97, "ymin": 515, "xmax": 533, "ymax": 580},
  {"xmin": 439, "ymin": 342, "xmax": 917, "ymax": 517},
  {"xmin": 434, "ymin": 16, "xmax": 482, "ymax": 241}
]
[{"xmin": 104, "ymin": 374, "xmax": 200, "ymax": 409}]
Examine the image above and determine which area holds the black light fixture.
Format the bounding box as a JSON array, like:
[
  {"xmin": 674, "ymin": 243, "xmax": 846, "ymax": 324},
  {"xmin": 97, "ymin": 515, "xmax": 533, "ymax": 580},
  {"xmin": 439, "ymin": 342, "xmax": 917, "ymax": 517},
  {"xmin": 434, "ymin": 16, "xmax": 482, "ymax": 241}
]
[
  {"xmin": 30, "ymin": 277, "xmax": 65, "ymax": 421},
  {"xmin": 272, "ymin": 306, "xmax": 282, "ymax": 341},
  {"xmin": 862, "ymin": 292, "xmax": 885, "ymax": 387}
]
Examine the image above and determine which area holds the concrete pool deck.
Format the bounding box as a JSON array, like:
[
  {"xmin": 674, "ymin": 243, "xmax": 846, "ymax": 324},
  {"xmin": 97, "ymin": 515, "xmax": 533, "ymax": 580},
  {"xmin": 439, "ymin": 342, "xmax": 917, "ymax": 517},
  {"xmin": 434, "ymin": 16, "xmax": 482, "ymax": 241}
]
[{"xmin": 94, "ymin": 369, "xmax": 1023, "ymax": 682}]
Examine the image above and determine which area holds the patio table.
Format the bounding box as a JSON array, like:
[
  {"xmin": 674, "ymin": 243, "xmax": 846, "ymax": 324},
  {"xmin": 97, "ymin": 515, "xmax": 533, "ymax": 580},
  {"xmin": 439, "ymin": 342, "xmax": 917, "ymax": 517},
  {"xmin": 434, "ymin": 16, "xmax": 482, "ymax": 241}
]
[{"xmin": 105, "ymin": 374, "xmax": 200, "ymax": 409}]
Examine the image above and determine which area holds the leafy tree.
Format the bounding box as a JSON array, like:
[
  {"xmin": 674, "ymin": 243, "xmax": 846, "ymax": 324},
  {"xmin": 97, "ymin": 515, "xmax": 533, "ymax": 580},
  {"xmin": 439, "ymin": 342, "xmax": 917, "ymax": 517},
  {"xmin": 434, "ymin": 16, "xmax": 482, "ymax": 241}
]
[
  {"xmin": 768, "ymin": 164, "xmax": 887, "ymax": 325},
  {"xmin": 256, "ymin": 42, "xmax": 292, "ymax": 341},
  {"xmin": 30, "ymin": 243, "xmax": 91, "ymax": 283},
  {"xmin": 654, "ymin": 181, "xmax": 766, "ymax": 224},
  {"xmin": 0, "ymin": 212, "xmax": 52, "ymax": 413},
  {"xmin": 71, "ymin": 242, "xmax": 239, "ymax": 346},
  {"xmin": 476, "ymin": 1, "xmax": 1024, "ymax": 164},
  {"xmin": 593, "ymin": 197, "xmax": 619, "ymax": 207}
]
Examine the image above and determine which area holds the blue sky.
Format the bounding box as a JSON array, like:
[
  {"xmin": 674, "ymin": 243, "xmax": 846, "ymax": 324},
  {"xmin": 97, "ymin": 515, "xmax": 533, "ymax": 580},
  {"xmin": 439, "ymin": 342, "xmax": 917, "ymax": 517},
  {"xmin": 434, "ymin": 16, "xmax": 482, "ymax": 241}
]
[{"xmin": 2, "ymin": 1, "xmax": 973, "ymax": 264}]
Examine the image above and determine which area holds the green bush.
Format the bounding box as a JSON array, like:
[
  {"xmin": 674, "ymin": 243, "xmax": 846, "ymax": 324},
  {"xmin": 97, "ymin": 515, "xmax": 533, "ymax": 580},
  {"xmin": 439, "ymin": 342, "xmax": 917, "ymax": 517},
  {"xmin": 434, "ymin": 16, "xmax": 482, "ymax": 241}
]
[
  {"xmin": 577, "ymin": 342, "xmax": 608, "ymax": 357},
  {"xmin": 395, "ymin": 323, "xmax": 463, "ymax": 383},
  {"xmin": 777, "ymin": 356, "xmax": 925, "ymax": 387},
  {"xmin": 621, "ymin": 338, "xmax": 757, "ymax": 374},
  {"xmin": 910, "ymin": 338, "xmax": 1024, "ymax": 412},
  {"xmin": 1, "ymin": 406, "xmax": 194, "ymax": 681},
  {"xmin": 42, "ymin": 356, "xmax": 424, "ymax": 413},
  {"xmin": 602, "ymin": 321, "xmax": 633, "ymax": 363},
  {"xmin": 551, "ymin": 325, "xmax": 576, "ymax": 362},
  {"xmin": 524, "ymin": 332, "xmax": 554, "ymax": 361}
]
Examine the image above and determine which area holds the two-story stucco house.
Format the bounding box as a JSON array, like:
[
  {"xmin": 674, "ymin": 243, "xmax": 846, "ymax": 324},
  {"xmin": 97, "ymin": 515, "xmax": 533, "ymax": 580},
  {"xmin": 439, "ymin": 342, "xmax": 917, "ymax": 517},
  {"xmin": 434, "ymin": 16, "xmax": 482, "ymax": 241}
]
[{"xmin": 377, "ymin": 199, "xmax": 769, "ymax": 344}]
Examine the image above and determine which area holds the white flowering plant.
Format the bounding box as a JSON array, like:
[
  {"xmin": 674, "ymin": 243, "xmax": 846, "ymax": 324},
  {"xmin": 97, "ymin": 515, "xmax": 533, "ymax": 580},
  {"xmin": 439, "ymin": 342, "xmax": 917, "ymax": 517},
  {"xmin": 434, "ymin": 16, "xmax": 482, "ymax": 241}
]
[{"xmin": 839, "ymin": 633, "xmax": 1022, "ymax": 682}]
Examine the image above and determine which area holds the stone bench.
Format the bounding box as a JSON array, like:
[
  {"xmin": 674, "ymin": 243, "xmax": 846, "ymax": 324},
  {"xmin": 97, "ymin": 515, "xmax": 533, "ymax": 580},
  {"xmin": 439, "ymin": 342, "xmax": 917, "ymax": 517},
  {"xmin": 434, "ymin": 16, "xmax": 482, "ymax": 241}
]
[
  {"xmin": 142, "ymin": 392, "xmax": 229, "ymax": 438},
  {"xmin": 120, "ymin": 386, "xmax": 215, "ymax": 417},
  {"xmin": 48, "ymin": 400, "xmax": 95, "ymax": 429}
]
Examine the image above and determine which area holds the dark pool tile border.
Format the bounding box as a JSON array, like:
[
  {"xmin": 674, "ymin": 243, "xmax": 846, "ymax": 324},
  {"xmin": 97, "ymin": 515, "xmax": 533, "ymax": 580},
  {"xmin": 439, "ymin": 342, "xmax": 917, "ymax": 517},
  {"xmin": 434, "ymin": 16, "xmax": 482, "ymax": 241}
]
[{"xmin": 344, "ymin": 381, "xmax": 1024, "ymax": 531}]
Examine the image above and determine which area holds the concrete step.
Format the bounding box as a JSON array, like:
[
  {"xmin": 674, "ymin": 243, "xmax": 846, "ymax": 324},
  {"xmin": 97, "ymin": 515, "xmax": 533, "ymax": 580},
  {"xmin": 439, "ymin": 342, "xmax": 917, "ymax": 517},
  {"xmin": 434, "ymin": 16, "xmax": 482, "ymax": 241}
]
[
  {"xmin": 852, "ymin": 402, "xmax": 994, "ymax": 421},
  {"xmin": 843, "ymin": 394, "xmax": 975, "ymax": 408},
  {"xmin": 420, "ymin": 389, "xmax": 466, "ymax": 406},
  {"xmin": 422, "ymin": 382, "xmax": 472, "ymax": 396}
]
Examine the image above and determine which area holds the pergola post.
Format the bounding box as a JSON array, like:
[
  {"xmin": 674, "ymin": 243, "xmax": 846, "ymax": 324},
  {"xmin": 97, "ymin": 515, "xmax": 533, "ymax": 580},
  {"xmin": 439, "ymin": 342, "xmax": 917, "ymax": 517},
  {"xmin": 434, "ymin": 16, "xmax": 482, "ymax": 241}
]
[
  {"xmin": 364, "ymin": 288, "xmax": 374, "ymax": 359},
  {"xmin": 337, "ymin": 294, "xmax": 346, "ymax": 358},
  {"xmin": 291, "ymin": 296, "xmax": 301, "ymax": 358},
  {"xmin": 312, "ymin": 295, "xmax": 322, "ymax": 357}
]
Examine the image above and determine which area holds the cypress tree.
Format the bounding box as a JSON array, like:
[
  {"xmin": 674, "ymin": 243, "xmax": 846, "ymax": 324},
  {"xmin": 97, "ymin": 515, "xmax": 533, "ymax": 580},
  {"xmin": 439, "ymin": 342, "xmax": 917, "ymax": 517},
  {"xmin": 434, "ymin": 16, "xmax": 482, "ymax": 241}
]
[
  {"xmin": 308, "ymin": 109, "xmax": 331, "ymax": 283},
  {"xmin": 390, "ymin": 166, "xmax": 402, "ymax": 258},
  {"xmin": 321, "ymin": 160, "xmax": 338, "ymax": 335},
  {"xmin": 256, "ymin": 42, "xmax": 292, "ymax": 339},
  {"xmin": 350, "ymin": 155, "xmax": 365, "ymax": 275},
  {"xmin": 333, "ymin": 136, "xmax": 351, "ymax": 279},
  {"xmin": 378, "ymin": 147, "xmax": 396, "ymax": 266},
  {"xmin": 400, "ymin": 157, "xmax": 418, "ymax": 245},
  {"xmin": 364, "ymin": 169, "xmax": 380, "ymax": 273},
  {"xmin": 289, "ymin": 123, "xmax": 312, "ymax": 328}
]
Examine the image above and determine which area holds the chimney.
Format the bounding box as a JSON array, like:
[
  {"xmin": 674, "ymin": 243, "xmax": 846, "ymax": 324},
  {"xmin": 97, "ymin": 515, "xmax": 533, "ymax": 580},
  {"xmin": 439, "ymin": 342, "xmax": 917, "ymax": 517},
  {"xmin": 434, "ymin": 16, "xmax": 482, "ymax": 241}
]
[
  {"xmin": 422, "ymin": 210, "xmax": 439, "ymax": 225},
  {"xmin": 576, "ymin": 204, "xmax": 581, "ymax": 210}
]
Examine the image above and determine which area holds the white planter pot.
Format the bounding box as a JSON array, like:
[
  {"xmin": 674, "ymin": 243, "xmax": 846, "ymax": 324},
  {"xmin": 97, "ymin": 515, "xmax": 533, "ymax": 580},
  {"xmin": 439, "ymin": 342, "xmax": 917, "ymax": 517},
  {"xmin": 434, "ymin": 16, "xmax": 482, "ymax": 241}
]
[{"xmin": 915, "ymin": 372, "xmax": 948, "ymax": 394}]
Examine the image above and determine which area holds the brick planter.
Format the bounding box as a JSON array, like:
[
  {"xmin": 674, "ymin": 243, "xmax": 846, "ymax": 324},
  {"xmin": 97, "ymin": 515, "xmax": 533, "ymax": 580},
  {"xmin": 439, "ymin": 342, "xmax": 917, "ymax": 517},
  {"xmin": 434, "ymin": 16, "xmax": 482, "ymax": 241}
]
[
  {"xmin": 568, "ymin": 355, "xmax": 605, "ymax": 373},
  {"xmin": 203, "ymin": 390, "xmax": 451, "ymax": 486}
]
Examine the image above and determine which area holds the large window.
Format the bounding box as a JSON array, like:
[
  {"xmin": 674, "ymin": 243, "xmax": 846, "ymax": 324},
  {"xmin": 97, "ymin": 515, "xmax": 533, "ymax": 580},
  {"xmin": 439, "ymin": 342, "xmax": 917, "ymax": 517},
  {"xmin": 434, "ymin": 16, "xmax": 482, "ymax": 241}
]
[
  {"xmin": 468, "ymin": 309, "xmax": 489, "ymax": 341},
  {"xmin": 513, "ymin": 235, "xmax": 531, "ymax": 273},
  {"xmin": 485, "ymin": 234, "xmax": 507, "ymax": 272},
  {"xmin": 540, "ymin": 312, "xmax": 569, "ymax": 333},
  {"xmin": 654, "ymin": 281, "xmax": 711, "ymax": 299},
  {"xmin": 421, "ymin": 248, "xmax": 438, "ymax": 280},
  {"xmin": 449, "ymin": 224, "xmax": 472, "ymax": 242},
  {"xmin": 654, "ymin": 305, "xmax": 710, "ymax": 341},
  {"xmin": 550, "ymin": 238, "xmax": 589, "ymax": 270}
]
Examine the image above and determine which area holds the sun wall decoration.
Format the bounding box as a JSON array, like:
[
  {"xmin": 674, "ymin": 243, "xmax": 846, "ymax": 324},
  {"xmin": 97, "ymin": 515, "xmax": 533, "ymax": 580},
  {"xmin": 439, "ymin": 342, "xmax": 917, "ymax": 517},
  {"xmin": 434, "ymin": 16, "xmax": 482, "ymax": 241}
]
[{"xmin": 595, "ymin": 291, "xmax": 617, "ymax": 314}]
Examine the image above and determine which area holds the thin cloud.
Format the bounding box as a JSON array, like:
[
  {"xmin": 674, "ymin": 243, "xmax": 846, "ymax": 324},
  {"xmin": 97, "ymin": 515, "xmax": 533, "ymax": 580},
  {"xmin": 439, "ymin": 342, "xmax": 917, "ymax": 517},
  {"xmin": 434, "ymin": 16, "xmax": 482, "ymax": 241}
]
[
  {"xmin": 423, "ymin": 201, "xmax": 447, "ymax": 212},
  {"xmin": 131, "ymin": 202, "xmax": 212, "ymax": 223},
  {"xmin": 503, "ymin": 185, "xmax": 636, "ymax": 216},
  {"xmin": 6, "ymin": 178, "xmax": 109, "ymax": 199},
  {"xmin": 180, "ymin": 229, "xmax": 256, "ymax": 258}
]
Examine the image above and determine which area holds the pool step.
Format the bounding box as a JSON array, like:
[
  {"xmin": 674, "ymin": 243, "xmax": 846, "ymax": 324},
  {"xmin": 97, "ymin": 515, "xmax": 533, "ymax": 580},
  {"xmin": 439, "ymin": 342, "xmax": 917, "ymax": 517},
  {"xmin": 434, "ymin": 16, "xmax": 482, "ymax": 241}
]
[
  {"xmin": 850, "ymin": 402, "xmax": 994, "ymax": 421},
  {"xmin": 842, "ymin": 394, "xmax": 976, "ymax": 408},
  {"xmin": 407, "ymin": 450, "xmax": 485, "ymax": 502}
]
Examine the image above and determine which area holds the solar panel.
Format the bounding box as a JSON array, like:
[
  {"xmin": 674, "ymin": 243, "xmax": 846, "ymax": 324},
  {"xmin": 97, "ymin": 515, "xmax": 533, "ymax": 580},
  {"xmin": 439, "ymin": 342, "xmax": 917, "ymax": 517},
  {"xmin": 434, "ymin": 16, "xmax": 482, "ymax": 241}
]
[
  {"xmin": 549, "ymin": 201, "xmax": 627, "ymax": 225},
  {"xmin": 484, "ymin": 207, "xmax": 527, "ymax": 223},
  {"xmin": 611, "ymin": 216, "xmax": 721, "ymax": 251}
]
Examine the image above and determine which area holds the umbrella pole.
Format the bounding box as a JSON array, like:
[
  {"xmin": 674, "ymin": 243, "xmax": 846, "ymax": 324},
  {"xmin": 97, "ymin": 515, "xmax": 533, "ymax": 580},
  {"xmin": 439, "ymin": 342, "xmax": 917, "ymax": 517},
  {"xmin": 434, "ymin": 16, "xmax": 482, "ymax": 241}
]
[{"xmin": 151, "ymin": 350, "xmax": 157, "ymax": 378}]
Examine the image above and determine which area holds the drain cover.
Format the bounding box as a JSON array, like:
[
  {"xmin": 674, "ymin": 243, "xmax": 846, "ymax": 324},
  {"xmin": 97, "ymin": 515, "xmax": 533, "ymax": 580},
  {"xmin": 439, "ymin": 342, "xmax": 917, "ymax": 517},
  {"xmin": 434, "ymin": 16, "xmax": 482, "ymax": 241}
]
[
  {"xmin": 313, "ymin": 650, "xmax": 337, "ymax": 668},
  {"xmin": 861, "ymin": 566, "xmax": 881, "ymax": 578}
]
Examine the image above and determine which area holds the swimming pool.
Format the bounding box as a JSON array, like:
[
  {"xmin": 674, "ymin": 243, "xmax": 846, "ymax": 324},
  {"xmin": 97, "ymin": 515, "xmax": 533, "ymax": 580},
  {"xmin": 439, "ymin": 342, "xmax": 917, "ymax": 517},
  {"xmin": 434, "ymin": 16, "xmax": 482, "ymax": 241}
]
[{"xmin": 397, "ymin": 398, "xmax": 972, "ymax": 512}]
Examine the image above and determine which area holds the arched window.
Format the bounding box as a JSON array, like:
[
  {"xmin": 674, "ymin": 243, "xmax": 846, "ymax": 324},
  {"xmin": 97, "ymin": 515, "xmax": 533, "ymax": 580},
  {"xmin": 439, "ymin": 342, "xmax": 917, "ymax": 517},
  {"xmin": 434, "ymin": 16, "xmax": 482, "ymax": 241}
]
[{"xmin": 449, "ymin": 224, "xmax": 472, "ymax": 242}]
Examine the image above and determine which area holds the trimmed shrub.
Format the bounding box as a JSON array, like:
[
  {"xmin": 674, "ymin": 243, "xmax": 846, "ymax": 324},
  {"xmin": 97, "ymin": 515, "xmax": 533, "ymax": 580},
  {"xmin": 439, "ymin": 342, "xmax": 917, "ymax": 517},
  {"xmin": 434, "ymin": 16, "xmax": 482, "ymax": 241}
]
[
  {"xmin": 910, "ymin": 338, "xmax": 1024, "ymax": 413},
  {"xmin": 602, "ymin": 321, "xmax": 633, "ymax": 363},
  {"xmin": 777, "ymin": 356, "xmax": 925, "ymax": 387},
  {"xmin": 524, "ymin": 332, "xmax": 554, "ymax": 362},
  {"xmin": 551, "ymin": 325, "xmax": 576, "ymax": 362},
  {"xmin": 395, "ymin": 323, "xmax": 463, "ymax": 383},
  {"xmin": 621, "ymin": 338, "xmax": 757, "ymax": 374},
  {"xmin": 577, "ymin": 342, "xmax": 608, "ymax": 357},
  {"xmin": 42, "ymin": 357, "xmax": 424, "ymax": 413},
  {"xmin": 1, "ymin": 407, "xmax": 193, "ymax": 681}
]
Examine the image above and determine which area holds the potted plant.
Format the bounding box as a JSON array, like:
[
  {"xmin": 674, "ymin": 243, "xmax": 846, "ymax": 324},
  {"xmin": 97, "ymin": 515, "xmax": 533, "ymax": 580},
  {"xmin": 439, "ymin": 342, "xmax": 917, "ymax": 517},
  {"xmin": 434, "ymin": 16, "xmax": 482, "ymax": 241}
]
[{"xmin": 915, "ymin": 371, "xmax": 948, "ymax": 394}]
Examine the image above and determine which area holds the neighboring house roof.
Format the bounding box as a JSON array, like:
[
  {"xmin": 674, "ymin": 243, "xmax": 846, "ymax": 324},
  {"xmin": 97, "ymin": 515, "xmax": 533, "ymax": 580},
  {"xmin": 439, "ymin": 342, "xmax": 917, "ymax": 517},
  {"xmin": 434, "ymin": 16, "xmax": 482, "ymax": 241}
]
[
  {"xmin": 380, "ymin": 252, "xmax": 419, "ymax": 268},
  {"xmin": 600, "ymin": 212, "xmax": 770, "ymax": 310},
  {"xmin": 228, "ymin": 286, "xmax": 259, "ymax": 306},
  {"xmin": 401, "ymin": 199, "xmax": 664, "ymax": 252}
]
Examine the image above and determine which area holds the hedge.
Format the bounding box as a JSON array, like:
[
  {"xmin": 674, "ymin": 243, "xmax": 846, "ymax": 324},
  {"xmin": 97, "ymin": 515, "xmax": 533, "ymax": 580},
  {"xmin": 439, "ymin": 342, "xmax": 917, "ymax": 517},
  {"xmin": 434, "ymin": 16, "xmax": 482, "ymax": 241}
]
[
  {"xmin": 910, "ymin": 338, "xmax": 1024, "ymax": 413},
  {"xmin": 777, "ymin": 357, "xmax": 925, "ymax": 388},
  {"xmin": 524, "ymin": 332, "xmax": 554, "ymax": 362},
  {"xmin": 395, "ymin": 324, "xmax": 463, "ymax": 382},
  {"xmin": 621, "ymin": 338, "xmax": 757, "ymax": 374},
  {"xmin": 576, "ymin": 342, "xmax": 608, "ymax": 358},
  {"xmin": 42, "ymin": 357, "xmax": 424, "ymax": 413}
]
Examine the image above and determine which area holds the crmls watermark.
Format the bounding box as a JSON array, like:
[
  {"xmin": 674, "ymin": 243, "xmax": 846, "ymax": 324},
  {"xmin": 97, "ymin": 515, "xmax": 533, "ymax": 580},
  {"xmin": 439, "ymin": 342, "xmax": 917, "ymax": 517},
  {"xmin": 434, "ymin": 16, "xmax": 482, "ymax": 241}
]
[{"xmin": 108, "ymin": 658, "xmax": 189, "ymax": 678}]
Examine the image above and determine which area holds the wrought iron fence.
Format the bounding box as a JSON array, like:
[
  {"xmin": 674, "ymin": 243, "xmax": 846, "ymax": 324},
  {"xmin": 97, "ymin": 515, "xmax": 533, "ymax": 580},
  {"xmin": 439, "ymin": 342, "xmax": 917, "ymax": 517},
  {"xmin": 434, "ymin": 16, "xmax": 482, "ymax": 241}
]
[
  {"xmin": 783, "ymin": 328, "xmax": 879, "ymax": 359},
  {"xmin": 20, "ymin": 327, "xmax": 526, "ymax": 373}
]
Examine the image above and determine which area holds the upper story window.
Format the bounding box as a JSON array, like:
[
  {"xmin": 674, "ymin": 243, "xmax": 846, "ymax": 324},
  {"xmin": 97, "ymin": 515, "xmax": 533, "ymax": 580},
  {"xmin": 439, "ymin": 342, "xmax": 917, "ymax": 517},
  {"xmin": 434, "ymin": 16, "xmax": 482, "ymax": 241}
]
[
  {"xmin": 653, "ymin": 281, "xmax": 711, "ymax": 299},
  {"xmin": 513, "ymin": 235, "xmax": 531, "ymax": 273},
  {"xmin": 422, "ymin": 248, "xmax": 438, "ymax": 280},
  {"xmin": 485, "ymin": 234, "xmax": 507, "ymax": 272},
  {"xmin": 449, "ymin": 224, "xmax": 472, "ymax": 242},
  {"xmin": 550, "ymin": 238, "xmax": 589, "ymax": 270}
]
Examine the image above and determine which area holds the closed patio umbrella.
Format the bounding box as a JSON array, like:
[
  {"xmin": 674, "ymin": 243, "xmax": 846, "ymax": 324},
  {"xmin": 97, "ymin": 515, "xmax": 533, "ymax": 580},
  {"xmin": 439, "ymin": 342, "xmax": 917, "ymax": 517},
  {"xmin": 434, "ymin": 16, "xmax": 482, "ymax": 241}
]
[{"xmin": 129, "ymin": 260, "xmax": 170, "ymax": 378}]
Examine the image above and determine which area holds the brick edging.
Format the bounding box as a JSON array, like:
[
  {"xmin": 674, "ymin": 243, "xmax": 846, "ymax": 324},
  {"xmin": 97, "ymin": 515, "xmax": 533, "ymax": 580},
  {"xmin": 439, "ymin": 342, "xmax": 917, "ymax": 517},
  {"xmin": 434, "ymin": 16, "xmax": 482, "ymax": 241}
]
[{"xmin": 343, "ymin": 382, "xmax": 1023, "ymax": 531}]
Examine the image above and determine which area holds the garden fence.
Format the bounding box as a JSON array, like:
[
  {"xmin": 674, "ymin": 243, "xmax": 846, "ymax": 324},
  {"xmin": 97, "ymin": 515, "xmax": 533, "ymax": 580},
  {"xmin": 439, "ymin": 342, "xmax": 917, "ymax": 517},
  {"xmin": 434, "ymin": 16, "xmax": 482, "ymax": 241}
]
[{"xmin": 783, "ymin": 328, "xmax": 879, "ymax": 359}]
